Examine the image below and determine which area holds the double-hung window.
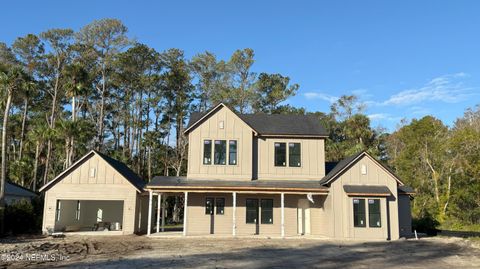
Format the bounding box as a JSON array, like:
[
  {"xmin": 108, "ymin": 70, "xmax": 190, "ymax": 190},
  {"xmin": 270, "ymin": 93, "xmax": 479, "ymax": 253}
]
[
  {"xmin": 229, "ymin": 140, "xmax": 237, "ymax": 165},
  {"xmin": 214, "ymin": 140, "xmax": 227, "ymax": 165},
  {"xmin": 203, "ymin": 140, "xmax": 212, "ymax": 165},
  {"xmin": 216, "ymin": 198, "xmax": 225, "ymax": 215},
  {"xmin": 274, "ymin": 143, "xmax": 287, "ymax": 166},
  {"xmin": 288, "ymin": 143, "xmax": 301, "ymax": 167},
  {"xmin": 368, "ymin": 199, "xmax": 381, "ymax": 227},
  {"xmin": 246, "ymin": 199, "xmax": 259, "ymax": 224},
  {"xmin": 353, "ymin": 198, "xmax": 366, "ymax": 227},
  {"xmin": 261, "ymin": 199, "xmax": 273, "ymax": 224}
]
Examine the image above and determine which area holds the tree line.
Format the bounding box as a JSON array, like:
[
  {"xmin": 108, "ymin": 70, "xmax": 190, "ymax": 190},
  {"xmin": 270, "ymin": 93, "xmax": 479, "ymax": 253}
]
[{"xmin": 0, "ymin": 18, "xmax": 478, "ymax": 232}]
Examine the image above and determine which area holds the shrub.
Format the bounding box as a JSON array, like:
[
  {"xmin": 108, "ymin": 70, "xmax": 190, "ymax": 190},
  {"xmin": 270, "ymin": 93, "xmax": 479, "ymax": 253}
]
[
  {"xmin": 412, "ymin": 213, "xmax": 439, "ymax": 236},
  {"xmin": 4, "ymin": 197, "xmax": 43, "ymax": 235}
]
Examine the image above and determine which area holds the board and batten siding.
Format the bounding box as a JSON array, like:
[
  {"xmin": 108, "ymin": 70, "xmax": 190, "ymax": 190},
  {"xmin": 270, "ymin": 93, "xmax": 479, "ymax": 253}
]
[
  {"xmin": 256, "ymin": 137, "xmax": 325, "ymax": 180},
  {"xmin": 187, "ymin": 106, "xmax": 254, "ymax": 180},
  {"xmin": 42, "ymin": 154, "xmax": 142, "ymax": 235},
  {"xmin": 328, "ymin": 155, "xmax": 399, "ymax": 240}
]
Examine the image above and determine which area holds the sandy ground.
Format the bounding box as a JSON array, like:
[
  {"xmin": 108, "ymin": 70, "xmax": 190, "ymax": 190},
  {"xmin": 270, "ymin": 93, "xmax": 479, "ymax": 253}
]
[{"xmin": 1, "ymin": 235, "xmax": 480, "ymax": 268}]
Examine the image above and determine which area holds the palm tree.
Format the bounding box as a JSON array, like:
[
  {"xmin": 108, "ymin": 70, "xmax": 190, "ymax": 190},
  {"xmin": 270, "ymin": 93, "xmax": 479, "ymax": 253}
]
[{"xmin": 28, "ymin": 123, "xmax": 49, "ymax": 191}]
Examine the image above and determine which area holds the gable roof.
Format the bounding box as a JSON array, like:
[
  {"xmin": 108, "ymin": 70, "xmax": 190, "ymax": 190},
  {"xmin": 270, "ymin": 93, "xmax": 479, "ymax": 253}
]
[
  {"xmin": 319, "ymin": 151, "xmax": 404, "ymax": 186},
  {"xmin": 6, "ymin": 181, "xmax": 37, "ymax": 198},
  {"xmin": 185, "ymin": 103, "xmax": 328, "ymax": 137},
  {"xmin": 39, "ymin": 150, "xmax": 145, "ymax": 193}
]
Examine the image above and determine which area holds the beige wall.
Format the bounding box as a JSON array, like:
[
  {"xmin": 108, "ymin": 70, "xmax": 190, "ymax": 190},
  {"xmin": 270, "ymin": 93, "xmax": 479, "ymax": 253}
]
[
  {"xmin": 257, "ymin": 137, "xmax": 325, "ymax": 180},
  {"xmin": 187, "ymin": 106, "xmax": 254, "ymax": 180},
  {"xmin": 42, "ymin": 154, "xmax": 142, "ymax": 235},
  {"xmin": 327, "ymin": 155, "xmax": 400, "ymax": 240},
  {"xmin": 185, "ymin": 192, "xmax": 328, "ymax": 237}
]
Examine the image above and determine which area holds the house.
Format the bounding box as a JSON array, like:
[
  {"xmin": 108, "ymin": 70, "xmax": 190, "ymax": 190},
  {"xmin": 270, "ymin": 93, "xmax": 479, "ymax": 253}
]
[
  {"xmin": 145, "ymin": 103, "xmax": 414, "ymax": 240},
  {"xmin": 40, "ymin": 102, "xmax": 414, "ymax": 240},
  {"xmin": 39, "ymin": 150, "xmax": 149, "ymax": 235},
  {"xmin": 5, "ymin": 181, "xmax": 37, "ymax": 205}
]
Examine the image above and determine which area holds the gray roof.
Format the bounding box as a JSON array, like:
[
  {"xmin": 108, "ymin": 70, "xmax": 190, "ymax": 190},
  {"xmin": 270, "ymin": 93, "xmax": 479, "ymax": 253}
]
[
  {"xmin": 186, "ymin": 105, "xmax": 328, "ymax": 136},
  {"xmin": 343, "ymin": 185, "xmax": 391, "ymax": 196},
  {"xmin": 6, "ymin": 181, "xmax": 37, "ymax": 198},
  {"xmin": 147, "ymin": 176, "xmax": 328, "ymax": 192},
  {"xmin": 398, "ymin": 185, "xmax": 415, "ymax": 194}
]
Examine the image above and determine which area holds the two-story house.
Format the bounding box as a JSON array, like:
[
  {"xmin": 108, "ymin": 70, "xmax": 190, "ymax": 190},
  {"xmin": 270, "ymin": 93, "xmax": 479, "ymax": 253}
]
[
  {"xmin": 40, "ymin": 103, "xmax": 413, "ymax": 240},
  {"xmin": 147, "ymin": 103, "xmax": 414, "ymax": 240}
]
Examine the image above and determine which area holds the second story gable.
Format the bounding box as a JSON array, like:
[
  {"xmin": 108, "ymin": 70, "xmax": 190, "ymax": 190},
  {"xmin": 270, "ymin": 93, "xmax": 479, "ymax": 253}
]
[{"xmin": 184, "ymin": 103, "xmax": 329, "ymax": 181}]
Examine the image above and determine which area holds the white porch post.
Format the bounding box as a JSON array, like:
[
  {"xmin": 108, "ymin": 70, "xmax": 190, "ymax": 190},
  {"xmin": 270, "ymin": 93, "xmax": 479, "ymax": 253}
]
[
  {"xmin": 281, "ymin": 192, "xmax": 285, "ymax": 238},
  {"xmin": 161, "ymin": 195, "xmax": 165, "ymax": 232},
  {"xmin": 156, "ymin": 193, "xmax": 161, "ymax": 233},
  {"xmin": 183, "ymin": 192, "xmax": 188, "ymax": 236},
  {"xmin": 147, "ymin": 190, "xmax": 153, "ymax": 236},
  {"xmin": 232, "ymin": 192, "xmax": 237, "ymax": 236}
]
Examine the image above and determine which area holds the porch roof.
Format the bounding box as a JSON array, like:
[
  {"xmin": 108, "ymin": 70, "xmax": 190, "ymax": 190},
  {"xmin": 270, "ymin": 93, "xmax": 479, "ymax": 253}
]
[
  {"xmin": 146, "ymin": 176, "xmax": 329, "ymax": 193},
  {"xmin": 343, "ymin": 185, "xmax": 392, "ymax": 197}
]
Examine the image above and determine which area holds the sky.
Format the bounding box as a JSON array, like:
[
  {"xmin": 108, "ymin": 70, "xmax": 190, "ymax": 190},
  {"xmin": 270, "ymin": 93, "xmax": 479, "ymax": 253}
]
[{"xmin": 1, "ymin": 0, "xmax": 480, "ymax": 131}]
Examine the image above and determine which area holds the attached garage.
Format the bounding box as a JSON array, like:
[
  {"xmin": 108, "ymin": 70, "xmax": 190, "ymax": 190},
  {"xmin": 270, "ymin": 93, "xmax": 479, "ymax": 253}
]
[{"xmin": 40, "ymin": 150, "xmax": 149, "ymax": 235}]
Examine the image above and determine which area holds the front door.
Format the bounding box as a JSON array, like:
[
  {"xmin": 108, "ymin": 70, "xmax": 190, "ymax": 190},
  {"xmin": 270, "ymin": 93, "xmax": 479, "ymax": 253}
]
[{"xmin": 297, "ymin": 199, "xmax": 311, "ymax": 235}]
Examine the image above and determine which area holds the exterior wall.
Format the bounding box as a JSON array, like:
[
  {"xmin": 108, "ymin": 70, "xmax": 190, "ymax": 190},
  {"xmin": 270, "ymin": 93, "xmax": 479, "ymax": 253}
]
[
  {"xmin": 42, "ymin": 154, "xmax": 141, "ymax": 235},
  {"xmin": 398, "ymin": 195, "xmax": 412, "ymax": 237},
  {"xmin": 328, "ymin": 155, "xmax": 400, "ymax": 240},
  {"xmin": 257, "ymin": 137, "xmax": 326, "ymax": 180},
  {"xmin": 187, "ymin": 106, "xmax": 254, "ymax": 180},
  {"xmin": 186, "ymin": 192, "xmax": 328, "ymax": 237}
]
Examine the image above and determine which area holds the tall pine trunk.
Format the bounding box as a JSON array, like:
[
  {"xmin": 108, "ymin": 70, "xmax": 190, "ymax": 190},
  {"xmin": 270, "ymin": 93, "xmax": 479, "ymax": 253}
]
[
  {"xmin": 0, "ymin": 92, "xmax": 13, "ymax": 235},
  {"xmin": 18, "ymin": 98, "xmax": 28, "ymax": 160}
]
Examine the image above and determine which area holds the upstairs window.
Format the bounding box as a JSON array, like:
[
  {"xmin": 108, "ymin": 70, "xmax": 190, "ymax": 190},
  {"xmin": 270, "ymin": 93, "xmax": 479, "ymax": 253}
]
[
  {"xmin": 353, "ymin": 199, "xmax": 366, "ymax": 227},
  {"xmin": 214, "ymin": 140, "xmax": 226, "ymax": 165},
  {"xmin": 368, "ymin": 199, "xmax": 381, "ymax": 227},
  {"xmin": 288, "ymin": 143, "xmax": 301, "ymax": 167},
  {"xmin": 229, "ymin": 140, "xmax": 237, "ymax": 165},
  {"xmin": 203, "ymin": 140, "xmax": 212, "ymax": 165},
  {"xmin": 274, "ymin": 143, "xmax": 286, "ymax": 166}
]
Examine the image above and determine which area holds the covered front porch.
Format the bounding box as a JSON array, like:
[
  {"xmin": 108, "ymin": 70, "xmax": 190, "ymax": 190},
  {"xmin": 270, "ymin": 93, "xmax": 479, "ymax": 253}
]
[{"xmin": 145, "ymin": 177, "xmax": 329, "ymax": 237}]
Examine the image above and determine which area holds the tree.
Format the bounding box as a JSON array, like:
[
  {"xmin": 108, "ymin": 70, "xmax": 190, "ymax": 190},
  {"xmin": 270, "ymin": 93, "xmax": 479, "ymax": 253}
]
[
  {"xmin": 224, "ymin": 48, "xmax": 256, "ymax": 113},
  {"xmin": 252, "ymin": 73, "xmax": 299, "ymax": 113},
  {"xmin": 76, "ymin": 18, "xmax": 130, "ymax": 150}
]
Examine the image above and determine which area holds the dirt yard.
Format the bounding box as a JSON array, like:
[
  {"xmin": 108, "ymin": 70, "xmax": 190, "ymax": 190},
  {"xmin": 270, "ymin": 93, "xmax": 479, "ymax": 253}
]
[{"xmin": 1, "ymin": 235, "xmax": 479, "ymax": 268}]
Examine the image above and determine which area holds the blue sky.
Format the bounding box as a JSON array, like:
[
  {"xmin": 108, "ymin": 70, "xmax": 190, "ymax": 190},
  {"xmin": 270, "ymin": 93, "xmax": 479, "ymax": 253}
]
[{"xmin": 2, "ymin": 1, "xmax": 479, "ymax": 131}]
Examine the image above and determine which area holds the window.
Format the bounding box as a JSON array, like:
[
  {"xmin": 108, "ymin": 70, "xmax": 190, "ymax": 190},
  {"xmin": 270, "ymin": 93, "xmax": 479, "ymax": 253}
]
[
  {"xmin": 368, "ymin": 199, "xmax": 381, "ymax": 227},
  {"xmin": 214, "ymin": 140, "xmax": 226, "ymax": 165},
  {"xmin": 55, "ymin": 200, "xmax": 61, "ymax": 222},
  {"xmin": 353, "ymin": 199, "xmax": 366, "ymax": 227},
  {"xmin": 246, "ymin": 199, "xmax": 259, "ymax": 224},
  {"xmin": 261, "ymin": 199, "xmax": 274, "ymax": 224},
  {"xmin": 229, "ymin": 140, "xmax": 237, "ymax": 165},
  {"xmin": 216, "ymin": 198, "xmax": 225, "ymax": 215},
  {"xmin": 203, "ymin": 140, "xmax": 212, "ymax": 165},
  {"xmin": 75, "ymin": 200, "xmax": 81, "ymax": 221},
  {"xmin": 274, "ymin": 142, "xmax": 286, "ymax": 166},
  {"xmin": 205, "ymin": 198, "xmax": 214, "ymax": 215},
  {"xmin": 289, "ymin": 143, "xmax": 301, "ymax": 167}
]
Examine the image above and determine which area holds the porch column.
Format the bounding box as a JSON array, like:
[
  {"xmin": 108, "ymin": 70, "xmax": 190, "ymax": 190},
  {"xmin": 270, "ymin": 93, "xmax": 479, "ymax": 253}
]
[
  {"xmin": 281, "ymin": 192, "xmax": 285, "ymax": 238},
  {"xmin": 232, "ymin": 192, "xmax": 237, "ymax": 236},
  {"xmin": 156, "ymin": 193, "xmax": 162, "ymax": 233},
  {"xmin": 161, "ymin": 194, "xmax": 165, "ymax": 232},
  {"xmin": 183, "ymin": 192, "xmax": 188, "ymax": 236},
  {"xmin": 147, "ymin": 190, "xmax": 153, "ymax": 236}
]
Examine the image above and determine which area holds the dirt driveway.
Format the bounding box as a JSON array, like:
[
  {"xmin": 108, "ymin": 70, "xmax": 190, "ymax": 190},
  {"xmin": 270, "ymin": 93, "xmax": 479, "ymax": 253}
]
[{"xmin": 1, "ymin": 235, "xmax": 479, "ymax": 268}]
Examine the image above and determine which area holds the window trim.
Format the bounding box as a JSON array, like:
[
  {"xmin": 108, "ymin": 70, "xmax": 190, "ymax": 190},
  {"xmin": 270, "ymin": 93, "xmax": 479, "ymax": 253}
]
[
  {"xmin": 216, "ymin": 197, "xmax": 225, "ymax": 215},
  {"xmin": 353, "ymin": 198, "xmax": 367, "ymax": 228},
  {"xmin": 203, "ymin": 140, "xmax": 212, "ymax": 165},
  {"xmin": 260, "ymin": 199, "xmax": 274, "ymax": 224},
  {"xmin": 368, "ymin": 199, "xmax": 381, "ymax": 228},
  {"xmin": 288, "ymin": 142, "xmax": 302, "ymax": 167},
  {"xmin": 274, "ymin": 142, "xmax": 287, "ymax": 167}
]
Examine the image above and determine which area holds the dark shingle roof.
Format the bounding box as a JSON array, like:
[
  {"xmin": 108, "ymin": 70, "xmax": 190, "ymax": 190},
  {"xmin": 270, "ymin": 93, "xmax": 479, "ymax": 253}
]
[
  {"xmin": 398, "ymin": 185, "xmax": 415, "ymax": 195},
  {"xmin": 319, "ymin": 151, "xmax": 364, "ymax": 185},
  {"xmin": 94, "ymin": 151, "xmax": 146, "ymax": 191},
  {"xmin": 343, "ymin": 185, "xmax": 391, "ymax": 196},
  {"xmin": 147, "ymin": 176, "xmax": 328, "ymax": 192},
  {"xmin": 6, "ymin": 181, "xmax": 37, "ymax": 197},
  {"xmin": 186, "ymin": 104, "xmax": 328, "ymax": 136}
]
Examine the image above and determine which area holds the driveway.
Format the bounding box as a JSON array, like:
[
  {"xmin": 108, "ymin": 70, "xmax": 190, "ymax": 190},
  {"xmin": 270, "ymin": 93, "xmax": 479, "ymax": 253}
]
[{"xmin": 1, "ymin": 235, "xmax": 479, "ymax": 268}]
